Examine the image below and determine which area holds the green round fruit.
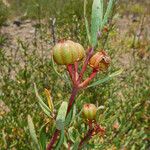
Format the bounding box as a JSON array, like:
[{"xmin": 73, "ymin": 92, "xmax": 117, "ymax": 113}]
[
  {"xmin": 53, "ymin": 40, "xmax": 85, "ymax": 65},
  {"xmin": 82, "ymin": 103, "xmax": 97, "ymax": 120}
]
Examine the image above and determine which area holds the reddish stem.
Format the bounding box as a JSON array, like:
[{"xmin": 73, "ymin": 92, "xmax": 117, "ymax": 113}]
[
  {"xmin": 47, "ymin": 88, "xmax": 78, "ymax": 150},
  {"xmin": 67, "ymin": 87, "xmax": 78, "ymax": 114},
  {"xmin": 78, "ymin": 123, "xmax": 105, "ymax": 149},
  {"xmin": 78, "ymin": 69, "xmax": 98, "ymax": 88},
  {"xmin": 46, "ymin": 129, "xmax": 60, "ymax": 150},
  {"xmin": 77, "ymin": 47, "xmax": 94, "ymax": 83},
  {"xmin": 88, "ymin": 120, "xmax": 93, "ymax": 129},
  {"xmin": 78, "ymin": 128, "xmax": 94, "ymax": 149},
  {"xmin": 67, "ymin": 64, "xmax": 76, "ymax": 85},
  {"xmin": 74, "ymin": 62, "xmax": 79, "ymax": 81}
]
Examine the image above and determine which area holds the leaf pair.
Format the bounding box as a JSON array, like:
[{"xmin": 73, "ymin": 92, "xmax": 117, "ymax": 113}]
[{"xmin": 34, "ymin": 83, "xmax": 54, "ymax": 118}]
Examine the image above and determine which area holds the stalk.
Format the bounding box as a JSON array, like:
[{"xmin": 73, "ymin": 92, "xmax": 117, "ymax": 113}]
[
  {"xmin": 78, "ymin": 128, "xmax": 94, "ymax": 149},
  {"xmin": 46, "ymin": 129, "xmax": 60, "ymax": 150}
]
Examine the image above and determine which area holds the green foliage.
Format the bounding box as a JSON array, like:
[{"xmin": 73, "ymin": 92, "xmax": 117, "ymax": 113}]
[
  {"xmin": 39, "ymin": 125, "xmax": 47, "ymax": 150},
  {"xmin": 34, "ymin": 83, "xmax": 52, "ymax": 118},
  {"xmin": 27, "ymin": 115, "xmax": 40, "ymax": 150},
  {"xmin": 87, "ymin": 69, "xmax": 123, "ymax": 88},
  {"xmin": 56, "ymin": 102, "xmax": 68, "ymax": 130},
  {"xmin": 0, "ymin": 1, "xmax": 9, "ymax": 27},
  {"xmin": 91, "ymin": 0, "xmax": 102, "ymax": 47},
  {"xmin": 55, "ymin": 130, "xmax": 65, "ymax": 150}
]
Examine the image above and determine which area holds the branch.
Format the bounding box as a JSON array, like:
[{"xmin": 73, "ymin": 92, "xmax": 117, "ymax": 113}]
[
  {"xmin": 78, "ymin": 128, "xmax": 94, "ymax": 149},
  {"xmin": 74, "ymin": 61, "xmax": 79, "ymax": 81},
  {"xmin": 77, "ymin": 47, "xmax": 94, "ymax": 83},
  {"xmin": 46, "ymin": 129, "xmax": 60, "ymax": 150},
  {"xmin": 78, "ymin": 69, "xmax": 98, "ymax": 89},
  {"xmin": 67, "ymin": 64, "xmax": 76, "ymax": 85}
]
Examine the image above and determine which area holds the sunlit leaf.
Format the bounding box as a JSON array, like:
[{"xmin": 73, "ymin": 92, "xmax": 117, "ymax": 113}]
[
  {"xmin": 91, "ymin": 0, "xmax": 103, "ymax": 47},
  {"xmin": 56, "ymin": 101, "xmax": 68, "ymax": 130},
  {"xmin": 102, "ymin": 0, "xmax": 115, "ymax": 28},
  {"xmin": 84, "ymin": 0, "xmax": 91, "ymax": 43},
  {"xmin": 27, "ymin": 115, "xmax": 40, "ymax": 150}
]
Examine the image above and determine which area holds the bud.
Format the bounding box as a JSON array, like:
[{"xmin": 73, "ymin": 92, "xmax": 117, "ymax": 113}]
[
  {"xmin": 82, "ymin": 104, "xmax": 97, "ymax": 120},
  {"xmin": 89, "ymin": 51, "xmax": 110, "ymax": 71},
  {"xmin": 53, "ymin": 40, "xmax": 85, "ymax": 65}
]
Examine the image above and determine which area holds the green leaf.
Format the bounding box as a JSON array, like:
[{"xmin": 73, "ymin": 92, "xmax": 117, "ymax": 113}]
[
  {"xmin": 65, "ymin": 105, "xmax": 76, "ymax": 127},
  {"xmin": 34, "ymin": 83, "xmax": 52, "ymax": 118},
  {"xmin": 72, "ymin": 137, "xmax": 80, "ymax": 150},
  {"xmin": 102, "ymin": 0, "xmax": 115, "ymax": 28},
  {"xmin": 56, "ymin": 102, "xmax": 68, "ymax": 130},
  {"xmin": 87, "ymin": 69, "xmax": 123, "ymax": 88},
  {"xmin": 44, "ymin": 88, "xmax": 54, "ymax": 113},
  {"xmin": 27, "ymin": 115, "xmax": 40, "ymax": 150},
  {"xmin": 68, "ymin": 127, "xmax": 80, "ymax": 143},
  {"xmin": 84, "ymin": 0, "xmax": 91, "ymax": 43},
  {"xmin": 91, "ymin": 0, "xmax": 103, "ymax": 47},
  {"xmin": 39, "ymin": 124, "xmax": 47, "ymax": 150},
  {"xmin": 65, "ymin": 107, "xmax": 73, "ymax": 127},
  {"xmin": 55, "ymin": 130, "xmax": 65, "ymax": 150}
]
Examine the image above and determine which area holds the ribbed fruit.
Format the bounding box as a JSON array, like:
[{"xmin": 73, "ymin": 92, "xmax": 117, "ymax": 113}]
[
  {"xmin": 53, "ymin": 40, "xmax": 85, "ymax": 65},
  {"xmin": 82, "ymin": 104, "xmax": 97, "ymax": 120},
  {"xmin": 89, "ymin": 51, "xmax": 110, "ymax": 71}
]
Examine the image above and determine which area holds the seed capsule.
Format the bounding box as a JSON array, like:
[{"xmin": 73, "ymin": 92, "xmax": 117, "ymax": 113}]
[
  {"xmin": 82, "ymin": 104, "xmax": 97, "ymax": 120},
  {"xmin": 53, "ymin": 40, "xmax": 85, "ymax": 65},
  {"xmin": 89, "ymin": 51, "xmax": 110, "ymax": 71}
]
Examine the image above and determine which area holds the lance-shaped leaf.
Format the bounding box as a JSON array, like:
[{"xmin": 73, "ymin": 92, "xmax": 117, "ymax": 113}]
[
  {"xmin": 44, "ymin": 88, "xmax": 54, "ymax": 113},
  {"xmin": 102, "ymin": 0, "xmax": 115, "ymax": 28},
  {"xmin": 39, "ymin": 124, "xmax": 47, "ymax": 150},
  {"xmin": 84, "ymin": 0, "xmax": 91, "ymax": 43},
  {"xmin": 91, "ymin": 0, "xmax": 103, "ymax": 47},
  {"xmin": 27, "ymin": 115, "xmax": 40, "ymax": 150},
  {"xmin": 65, "ymin": 105, "xmax": 76, "ymax": 127},
  {"xmin": 87, "ymin": 69, "xmax": 123, "ymax": 88},
  {"xmin": 72, "ymin": 137, "xmax": 80, "ymax": 150},
  {"xmin": 34, "ymin": 83, "xmax": 52, "ymax": 118},
  {"xmin": 56, "ymin": 101, "xmax": 68, "ymax": 130}
]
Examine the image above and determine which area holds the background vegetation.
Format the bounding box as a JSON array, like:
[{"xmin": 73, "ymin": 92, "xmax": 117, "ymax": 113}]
[{"xmin": 0, "ymin": 0, "xmax": 149, "ymax": 149}]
